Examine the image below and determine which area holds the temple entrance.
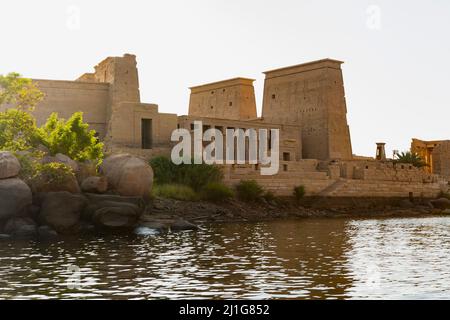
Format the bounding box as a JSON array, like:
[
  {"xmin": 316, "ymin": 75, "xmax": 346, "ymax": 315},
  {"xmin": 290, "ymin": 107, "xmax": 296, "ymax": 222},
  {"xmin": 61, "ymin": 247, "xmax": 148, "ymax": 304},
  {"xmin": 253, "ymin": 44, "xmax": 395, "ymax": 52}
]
[{"xmin": 141, "ymin": 119, "xmax": 153, "ymax": 149}]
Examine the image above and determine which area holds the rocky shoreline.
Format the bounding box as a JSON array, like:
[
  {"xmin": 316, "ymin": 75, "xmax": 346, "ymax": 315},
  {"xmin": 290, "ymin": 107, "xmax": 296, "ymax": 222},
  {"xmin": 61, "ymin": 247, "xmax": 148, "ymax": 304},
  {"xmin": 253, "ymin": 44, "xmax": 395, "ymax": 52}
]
[
  {"xmin": 143, "ymin": 195, "xmax": 450, "ymax": 227},
  {"xmin": 1, "ymin": 150, "xmax": 450, "ymax": 241}
]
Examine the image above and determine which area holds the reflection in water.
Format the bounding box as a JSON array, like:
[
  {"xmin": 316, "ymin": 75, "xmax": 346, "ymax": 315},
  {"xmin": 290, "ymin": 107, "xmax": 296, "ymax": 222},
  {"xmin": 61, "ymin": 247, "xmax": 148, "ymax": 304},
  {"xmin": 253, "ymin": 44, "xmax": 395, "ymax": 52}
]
[{"xmin": 1, "ymin": 217, "xmax": 450, "ymax": 299}]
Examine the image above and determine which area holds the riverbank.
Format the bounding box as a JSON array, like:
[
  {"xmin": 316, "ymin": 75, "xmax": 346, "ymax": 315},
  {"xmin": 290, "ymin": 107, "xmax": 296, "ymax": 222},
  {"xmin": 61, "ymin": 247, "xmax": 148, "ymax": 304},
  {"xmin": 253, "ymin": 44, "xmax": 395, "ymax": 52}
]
[{"xmin": 138, "ymin": 196, "xmax": 450, "ymax": 231}]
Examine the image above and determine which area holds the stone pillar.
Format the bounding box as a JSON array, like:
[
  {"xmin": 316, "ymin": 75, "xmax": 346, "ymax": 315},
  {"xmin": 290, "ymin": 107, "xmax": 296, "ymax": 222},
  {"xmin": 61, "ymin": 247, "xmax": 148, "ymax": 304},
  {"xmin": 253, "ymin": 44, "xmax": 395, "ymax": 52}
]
[{"xmin": 376, "ymin": 142, "xmax": 386, "ymax": 161}]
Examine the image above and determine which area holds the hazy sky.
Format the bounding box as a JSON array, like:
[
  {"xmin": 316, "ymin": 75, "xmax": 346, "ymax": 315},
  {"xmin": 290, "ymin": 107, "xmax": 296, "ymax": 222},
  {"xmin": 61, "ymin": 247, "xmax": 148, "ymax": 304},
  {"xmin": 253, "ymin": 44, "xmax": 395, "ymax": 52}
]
[{"xmin": 1, "ymin": 0, "xmax": 449, "ymax": 157}]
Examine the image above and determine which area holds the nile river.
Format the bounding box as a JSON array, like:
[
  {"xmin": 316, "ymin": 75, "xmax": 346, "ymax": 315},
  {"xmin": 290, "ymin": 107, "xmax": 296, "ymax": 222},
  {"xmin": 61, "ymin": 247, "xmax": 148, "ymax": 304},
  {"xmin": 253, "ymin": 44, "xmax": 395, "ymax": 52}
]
[{"xmin": 1, "ymin": 216, "xmax": 450, "ymax": 299}]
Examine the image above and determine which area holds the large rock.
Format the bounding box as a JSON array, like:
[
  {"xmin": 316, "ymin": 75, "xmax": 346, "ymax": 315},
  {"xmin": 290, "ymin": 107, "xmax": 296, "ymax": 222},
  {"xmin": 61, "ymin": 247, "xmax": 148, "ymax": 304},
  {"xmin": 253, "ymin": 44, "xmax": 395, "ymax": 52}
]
[
  {"xmin": 31, "ymin": 164, "xmax": 80, "ymax": 194},
  {"xmin": 84, "ymin": 193, "xmax": 146, "ymax": 209},
  {"xmin": 76, "ymin": 161, "xmax": 97, "ymax": 185},
  {"xmin": 93, "ymin": 206, "xmax": 140, "ymax": 228},
  {"xmin": 3, "ymin": 216, "xmax": 35, "ymax": 234},
  {"xmin": 3, "ymin": 217, "xmax": 37, "ymax": 238},
  {"xmin": 0, "ymin": 151, "xmax": 21, "ymax": 179},
  {"xmin": 0, "ymin": 178, "xmax": 32, "ymax": 220},
  {"xmin": 42, "ymin": 153, "xmax": 78, "ymax": 172},
  {"xmin": 430, "ymin": 198, "xmax": 450, "ymax": 209},
  {"xmin": 81, "ymin": 176, "xmax": 108, "ymax": 194},
  {"xmin": 39, "ymin": 192, "xmax": 87, "ymax": 233},
  {"xmin": 100, "ymin": 154, "xmax": 153, "ymax": 198}
]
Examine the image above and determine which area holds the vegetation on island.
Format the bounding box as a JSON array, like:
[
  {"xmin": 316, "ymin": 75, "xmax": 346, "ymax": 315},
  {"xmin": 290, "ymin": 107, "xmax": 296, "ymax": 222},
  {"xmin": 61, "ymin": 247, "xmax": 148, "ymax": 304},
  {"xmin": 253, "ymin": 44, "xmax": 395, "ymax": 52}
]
[
  {"xmin": 150, "ymin": 156, "xmax": 308, "ymax": 203},
  {"xmin": 0, "ymin": 73, "xmax": 104, "ymax": 185},
  {"xmin": 293, "ymin": 185, "xmax": 306, "ymax": 202}
]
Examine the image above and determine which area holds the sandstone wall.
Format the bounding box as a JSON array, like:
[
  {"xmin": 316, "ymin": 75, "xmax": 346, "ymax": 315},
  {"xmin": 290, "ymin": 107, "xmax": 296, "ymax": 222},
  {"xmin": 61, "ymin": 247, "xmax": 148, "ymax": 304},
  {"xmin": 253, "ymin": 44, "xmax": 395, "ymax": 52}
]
[
  {"xmin": 106, "ymin": 102, "xmax": 178, "ymax": 149},
  {"xmin": 188, "ymin": 78, "xmax": 257, "ymax": 121},
  {"xmin": 433, "ymin": 141, "xmax": 450, "ymax": 181},
  {"xmin": 261, "ymin": 59, "xmax": 352, "ymax": 160},
  {"xmin": 223, "ymin": 159, "xmax": 448, "ymax": 198},
  {"xmin": 31, "ymin": 79, "xmax": 110, "ymax": 137}
]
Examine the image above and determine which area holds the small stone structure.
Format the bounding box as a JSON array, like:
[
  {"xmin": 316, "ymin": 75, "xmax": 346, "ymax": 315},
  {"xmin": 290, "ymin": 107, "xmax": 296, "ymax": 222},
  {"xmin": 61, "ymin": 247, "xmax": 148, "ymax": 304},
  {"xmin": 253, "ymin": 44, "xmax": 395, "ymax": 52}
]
[{"xmin": 1, "ymin": 54, "xmax": 448, "ymax": 198}]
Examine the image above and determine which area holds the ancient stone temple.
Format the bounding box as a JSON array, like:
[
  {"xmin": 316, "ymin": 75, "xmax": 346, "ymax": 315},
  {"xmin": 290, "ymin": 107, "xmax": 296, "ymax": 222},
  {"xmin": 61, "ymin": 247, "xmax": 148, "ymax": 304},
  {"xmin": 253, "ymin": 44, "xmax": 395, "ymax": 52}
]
[
  {"xmin": 3, "ymin": 54, "xmax": 447, "ymax": 197},
  {"xmin": 412, "ymin": 138, "xmax": 450, "ymax": 181},
  {"xmin": 261, "ymin": 59, "xmax": 353, "ymax": 160}
]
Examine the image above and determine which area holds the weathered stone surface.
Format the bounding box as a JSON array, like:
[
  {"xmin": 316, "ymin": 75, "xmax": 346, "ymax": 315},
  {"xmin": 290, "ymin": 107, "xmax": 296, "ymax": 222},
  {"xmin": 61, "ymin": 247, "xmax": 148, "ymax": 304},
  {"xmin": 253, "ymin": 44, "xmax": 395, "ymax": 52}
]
[
  {"xmin": 37, "ymin": 226, "xmax": 58, "ymax": 239},
  {"xmin": 13, "ymin": 225, "xmax": 37, "ymax": 238},
  {"xmin": 76, "ymin": 161, "xmax": 97, "ymax": 184},
  {"xmin": 430, "ymin": 198, "xmax": 450, "ymax": 209},
  {"xmin": 85, "ymin": 193, "xmax": 145, "ymax": 208},
  {"xmin": 170, "ymin": 219, "xmax": 199, "ymax": 231},
  {"xmin": 32, "ymin": 168, "xmax": 80, "ymax": 194},
  {"xmin": 39, "ymin": 192, "xmax": 87, "ymax": 233},
  {"xmin": 100, "ymin": 154, "xmax": 153, "ymax": 198},
  {"xmin": 93, "ymin": 206, "xmax": 140, "ymax": 228},
  {"xmin": 84, "ymin": 200, "xmax": 142, "ymax": 221},
  {"xmin": 3, "ymin": 217, "xmax": 36, "ymax": 235},
  {"xmin": 0, "ymin": 178, "xmax": 32, "ymax": 220},
  {"xmin": 0, "ymin": 152, "xmax": 21, "ymax": 179},
  {"xmin": 81, "ymin": 176, "xmax": 108, "ymax": 194},
  {"xmin": 42, "ymin": 153, "xmax": 78, "ymax": 172}
]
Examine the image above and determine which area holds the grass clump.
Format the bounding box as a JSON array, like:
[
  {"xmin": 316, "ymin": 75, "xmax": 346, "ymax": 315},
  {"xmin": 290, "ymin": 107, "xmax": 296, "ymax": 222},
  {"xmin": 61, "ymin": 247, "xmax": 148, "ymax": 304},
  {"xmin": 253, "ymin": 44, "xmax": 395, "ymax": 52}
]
[
  {"xmin": 150, "ymin": 156, "xmax": 223, "ymax": 191},
  {"xmin": 201, "ymin": 182, "xmax": 234, "ymax": 202},
  {"xmin": 152, "ymin": 184, "xmax": 198, "ymax": 201},
  {"xmin": 235, "ymin": 180, "xmax": 264, "ymax": 202},
  {"xmin": 293, "ymin": 185, "xmax": 305, "ymax": 202}
]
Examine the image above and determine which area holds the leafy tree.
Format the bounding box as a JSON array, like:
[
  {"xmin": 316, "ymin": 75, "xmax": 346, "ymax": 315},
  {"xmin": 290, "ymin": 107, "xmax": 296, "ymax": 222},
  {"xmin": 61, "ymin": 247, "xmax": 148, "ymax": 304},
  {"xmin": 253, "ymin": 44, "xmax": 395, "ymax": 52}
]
[
  {"xmin": 0, "ymin": 109, "xmax": 43, "ymax": 151},
  {"xmin": 0, "ymin": 72, "xmax": 44, "ymax": 111},
  {"xmin": 394, "ymin": 151, "xmax": 427, "ymax": 168},
  {"xmin": 41, "ymin": 112, "xmax": 104, "ymax": 162},
  {"xmin": 0, "ymin": 73, "xmax": 103, "ymax": 163},
  {"xmin": 0, "ymin": 73, "xmax": 44, "ymax": 151}
]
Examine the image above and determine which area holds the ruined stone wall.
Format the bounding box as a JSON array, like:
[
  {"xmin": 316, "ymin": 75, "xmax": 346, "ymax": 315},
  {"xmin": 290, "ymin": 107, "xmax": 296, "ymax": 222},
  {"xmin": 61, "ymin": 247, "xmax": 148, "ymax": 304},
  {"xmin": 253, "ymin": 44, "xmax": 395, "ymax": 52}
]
[
  {"xmin": 29, "ymin": 79, "xmax": 110, "ymax": 138},
  {"xmin": 188, "ymin": 78, "xmax": 257, "ymax": 121},
  {"xmin": 107, "ymin": 102, "xmax": 178, "ymax": 149},
  {"xmin": 261, "ymin": 59, "xmax": 352, "ymax": 160},
  {"xmin": 223, "ymin": 158, "xmax": 447, "ymax": 198},
  {"xmin": 433, "ymin": 141, "xmax": 450, "ymax": 181}
]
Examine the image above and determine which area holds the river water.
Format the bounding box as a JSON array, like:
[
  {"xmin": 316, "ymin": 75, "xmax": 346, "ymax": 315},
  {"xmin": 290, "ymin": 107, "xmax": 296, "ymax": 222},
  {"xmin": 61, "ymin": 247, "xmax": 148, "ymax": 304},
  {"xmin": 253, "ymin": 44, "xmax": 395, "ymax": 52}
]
[{"xmin": 1, "ymin": 216, "xmax": 450, "ymax": 299}]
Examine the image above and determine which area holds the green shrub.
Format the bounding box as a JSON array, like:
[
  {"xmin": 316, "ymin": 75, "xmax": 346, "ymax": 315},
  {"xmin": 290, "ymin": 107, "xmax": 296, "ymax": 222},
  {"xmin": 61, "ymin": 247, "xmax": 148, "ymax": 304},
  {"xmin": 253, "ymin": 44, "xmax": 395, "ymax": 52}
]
[
  {"xmin": 201, "ymin": 182, "xmax": 234, "ymax": 202},
  {"xmin": 235, "ymin": 180, "xmax": 264, "ymax": 202},
  {"xmin": 263, "ymin": 191, "xmax": 277, "ymax": 202},
  {"xmin": 153, "ymin": 184, "xmax": 198, "ymax": 201},
  {"xmin": 149, "ymin": 156, "xmax": 223, "ymax": 191},
  {"xmin": 34, "ymin": 162, "xmax": 75, "ymax": 185},
  {"xmin": 149, "ymin": 156, "xmax": 178, "ymax": 185},
  {"xmin": 15, "ymin": 151, "xmax": 43, "ymax": 184},
  {"xmin": 41, "ymin": 112, "xmax": 104, "ymax": 163},
  {"xmin": 439, "ymin": 192, "xmax": 450, "ymax": 200},
  {"xmin": 293, "ymin": 185, "xmax": 305, "ymax": 201},
  {"xmin": 178, "ymin": 163, "xmax": 223, "ymax": 191}
]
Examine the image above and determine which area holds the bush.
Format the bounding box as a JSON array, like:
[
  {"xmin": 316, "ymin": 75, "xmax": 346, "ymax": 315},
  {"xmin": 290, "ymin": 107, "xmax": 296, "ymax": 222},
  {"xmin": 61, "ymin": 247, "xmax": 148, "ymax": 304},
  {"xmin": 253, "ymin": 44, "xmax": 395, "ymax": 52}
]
[
  {"xmin": 149, "ymin": 156, "xmax": 223, "ymax": 191},
  {"xmin": 15, "ymin": 151, "xmax": 43, "ymax": 184},
  {"xmin": 149, "ymin": 156, "xmax": 178, "ymax": 185},
  {"xmin": 201, "ymin": 182, "xmax": 234, "ymax": 202},
  {"xmin": 439, "ymin": 192, "xmax": 450, "ymax": 200},
  {"xmin": 293, "ymin": 185, "xmax": 305, "ymax": 202},
  {"xmin": 179, "ymin": 163, "xmax": 223, "ymax": 191},
  {"xmin": 41, "ymin": 112, "xmax": 104, "ymax": 163},
  {"xmin": 263, "ymin": 191, "xmax": 277, "ymax": 202},
  {"xmin": 34, "ymin": 162, "xmax": 75, "ymax": 185},
  {"xmin": 235, "ymin": 180, "xmax": 264, "ymax": 202},
  {"xmin": 153, "ymin": 184, "xmax": 198, "ymax": 201},
  {"xmin": 0, "ymin": 109, "xmax": 43, "ymax": 151}
]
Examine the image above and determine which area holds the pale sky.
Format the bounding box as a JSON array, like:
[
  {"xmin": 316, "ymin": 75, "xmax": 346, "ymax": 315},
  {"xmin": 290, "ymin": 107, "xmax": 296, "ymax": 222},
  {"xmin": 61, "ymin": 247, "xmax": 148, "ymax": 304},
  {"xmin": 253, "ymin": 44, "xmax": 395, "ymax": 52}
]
[{"xmin": 1, "ymin": 0, "xmax": 449, "ymax": 157}]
